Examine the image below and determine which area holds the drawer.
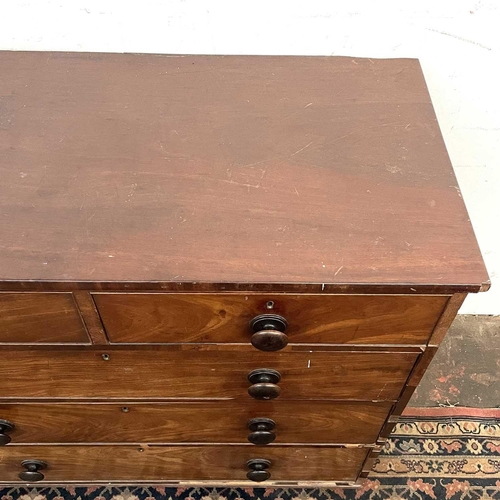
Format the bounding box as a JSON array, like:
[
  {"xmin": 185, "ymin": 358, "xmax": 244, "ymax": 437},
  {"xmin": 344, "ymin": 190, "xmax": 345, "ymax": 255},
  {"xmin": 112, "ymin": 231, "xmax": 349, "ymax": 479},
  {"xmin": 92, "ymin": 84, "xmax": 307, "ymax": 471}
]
[
  {"xmin": 0, "ymin": 445, "xmax": 369, "ymax": 483},
  {"xmin": 0, "ymin": 400, "xmax": 392, "ymax": 445},
  {"xmin": 0, "ymin": 346, "xmax": 418, "ymax": 400},
  {"xmin": 0, "ymin": 293, "xmax": 88, "ymax": 344},
  {"xmin": 93, "ymin": 293, "xmax": 448, "ymax": 345}
]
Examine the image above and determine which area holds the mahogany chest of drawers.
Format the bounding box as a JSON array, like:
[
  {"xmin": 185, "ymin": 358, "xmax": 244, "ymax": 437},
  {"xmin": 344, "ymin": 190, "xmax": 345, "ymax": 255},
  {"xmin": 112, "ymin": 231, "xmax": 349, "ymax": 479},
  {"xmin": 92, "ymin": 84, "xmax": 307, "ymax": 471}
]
[{"xmin": 0, "ymin": 51, "xmax": 489, "ymax": 487}]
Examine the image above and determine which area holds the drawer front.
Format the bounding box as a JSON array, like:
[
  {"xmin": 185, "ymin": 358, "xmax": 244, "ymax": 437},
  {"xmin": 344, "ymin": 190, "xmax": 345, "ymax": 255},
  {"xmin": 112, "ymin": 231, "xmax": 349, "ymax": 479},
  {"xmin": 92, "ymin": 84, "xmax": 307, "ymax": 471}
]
[
  {"xmin": 0, "ymin": 445, "xmax": 368, "ymax": 483},
  {"xmin": 0, "ymin": 293, "xmax": 88, "ymax": 344},
  {"xmin": 0, "ymin": 400, "xmax": 392, "ymax": 445},
  {"xmin": 0, "ymin": 347, "xmax": 418, "ymax": 400},
  {"xmin": 93, "ymin": 293, "xmax": 447, "ymax": 345}
]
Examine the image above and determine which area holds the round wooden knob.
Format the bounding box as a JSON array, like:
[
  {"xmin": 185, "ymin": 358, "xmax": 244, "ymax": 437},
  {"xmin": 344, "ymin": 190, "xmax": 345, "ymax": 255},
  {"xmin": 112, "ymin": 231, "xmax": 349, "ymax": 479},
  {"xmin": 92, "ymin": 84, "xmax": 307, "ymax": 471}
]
[
  {"xmin": 247, "ymin": 368, "xmax": 281, "ymax": 400},
  {"xmin": 251, "ymin": 330, "xmax": 288, "ymax": 351},
  {"xmin": 247, "ymin": 418, "xmax": 276, "ymax": 445},
  {"xmin": 18, "ymin": 460, "xmax": 47, "ymax": 482},
  {"xmin": 250, "ymin": 314, "xmax": 288, "ymax": 351},
  {"xmin": 0, "ymin": 419, "xmax": 15, "ymax": 446},
  {"xmin": 246, "ymin": 458, "xmax": 271, "ymax": 482}
]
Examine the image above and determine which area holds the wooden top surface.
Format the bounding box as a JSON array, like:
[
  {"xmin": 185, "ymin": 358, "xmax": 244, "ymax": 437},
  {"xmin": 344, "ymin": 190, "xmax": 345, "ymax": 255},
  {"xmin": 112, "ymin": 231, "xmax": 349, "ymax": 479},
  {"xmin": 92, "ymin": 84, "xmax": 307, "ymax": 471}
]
[{"xmin": 0, "ymin": 52, "xmax": 489, "ymax": 292}]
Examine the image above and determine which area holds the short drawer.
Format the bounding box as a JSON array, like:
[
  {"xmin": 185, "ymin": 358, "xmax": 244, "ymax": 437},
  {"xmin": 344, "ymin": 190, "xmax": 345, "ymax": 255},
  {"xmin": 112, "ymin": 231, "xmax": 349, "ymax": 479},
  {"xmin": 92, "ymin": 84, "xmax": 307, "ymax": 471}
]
[
  {"xmin": 0, "ymin": 346, "xmax": 418, "ymax": 401},
  {"xmin": 0, "ymin": 293, "xmax": 89, "ymax": 344},
  {"xmin": 0, "ymin": 445, "xmax": 368, "ymax": 484},
  {"xmin": 93, "ymin": 293, "xmax": 448, "ymax": 345},
  {"xmin": 0, "ymin": 400, "xmax": 392, "ymax": 445}
]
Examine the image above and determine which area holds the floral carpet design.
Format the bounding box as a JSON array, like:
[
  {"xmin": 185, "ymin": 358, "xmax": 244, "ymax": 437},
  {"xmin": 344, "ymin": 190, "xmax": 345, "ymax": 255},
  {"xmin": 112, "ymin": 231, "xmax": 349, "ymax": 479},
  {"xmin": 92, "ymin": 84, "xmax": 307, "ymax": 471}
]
[{"xmin": 1, "ymin": 415, "xmax": 499, "ymax": 499}]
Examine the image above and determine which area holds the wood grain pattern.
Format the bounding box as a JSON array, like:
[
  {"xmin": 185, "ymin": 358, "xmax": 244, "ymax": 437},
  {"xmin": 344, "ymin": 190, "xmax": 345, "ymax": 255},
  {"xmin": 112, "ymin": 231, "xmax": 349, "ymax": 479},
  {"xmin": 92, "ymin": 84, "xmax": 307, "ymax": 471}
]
[
  {"xmin": 0, "ymin": 52, "xmax": 487, "ymax": 487},
  {"xmin": 381, "ymin": 293, "xmax": 470, "ymax": 440},
  {"xmin": 0, "ymin": 52, "xmax": 489, "ymax": 292},
  {"xmin": 380, "ymin": 346, "xmax": 438, "ymax": 440},
  {"xmin": 0, "ymin": 445, "xmax": 368, "ymax": 483},
  {"xmin": 392, "ymin": 297, "xmax": 462, "ymax": 407},
  {"xmin": 0, "ymin": 347, "xmax": 419, "ymax": 400},
  {"xmin": 390, "ymin": 346, "xmax": 438, "ymax": 421},
  {"xmin": 72, "ymin": 292, "xmax": 109, "ymax": 345},
  {"xmin": 94, "ymin": 293, "xmax": 448, "ymax": 345},
  {"xmin": 0, "ymin": 400, "xmax": 392, "ymax": 445},
  {"xmin": 428, "ymin": 292, "xmax": 467, "ymax": 346},
  {"xmin": 0, "ymin": 293, "xmax": 89, "ymax": 343}
]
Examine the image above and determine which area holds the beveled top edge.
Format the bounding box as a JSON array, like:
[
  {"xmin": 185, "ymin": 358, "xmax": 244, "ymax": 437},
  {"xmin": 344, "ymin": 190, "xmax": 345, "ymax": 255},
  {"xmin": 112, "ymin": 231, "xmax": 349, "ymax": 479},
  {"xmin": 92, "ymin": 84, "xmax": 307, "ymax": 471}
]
[{"xmin": 0, "ymin": 279, "xmax": 489, "ymax": 294}]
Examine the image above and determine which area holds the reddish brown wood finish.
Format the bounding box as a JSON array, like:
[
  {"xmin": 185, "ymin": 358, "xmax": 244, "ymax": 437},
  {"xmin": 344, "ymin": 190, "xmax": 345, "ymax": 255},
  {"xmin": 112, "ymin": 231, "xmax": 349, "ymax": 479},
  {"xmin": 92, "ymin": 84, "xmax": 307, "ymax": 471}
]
[
  {"xmin": 428, "ymin": 292, "xmax": 467, "ymax": 346},
  {"xmin": 0, "ymin": 52, "xmax": 489, "ymax": 292},
  {"xmin": 0, "ymin": 282, "xmax": 483, "ymax": 294},
  {"xmin": 389, "ymin": 346, "xmax": 439, "ymax": 421},
  {"xmin": 72, "ymin": 292, "xmax": 109, "ymax": 345},
  {"xmin": 94, "ymin": 293, "xmax": 448, "ymax": 345},
  {"xmin": 0, "ymin": 347, "xmax": 418, "ymax": 400},
  {"xmin": 0, "ymin": 445, "xmax": 368, "ymax": 483},
  {"xmin": 381, "ymin": 294, "xmax": 469, "ymax": 441},
  {"xmin": 0, "ymin": 53, "xmax": 490, "ymax": 486},
  {"xmin": 0, "ymin": 400, "xmax": 392, "ymax": 444},
  {"xmin": 0, "ymin": 293, "xmax": 89, "ymax": 343}
]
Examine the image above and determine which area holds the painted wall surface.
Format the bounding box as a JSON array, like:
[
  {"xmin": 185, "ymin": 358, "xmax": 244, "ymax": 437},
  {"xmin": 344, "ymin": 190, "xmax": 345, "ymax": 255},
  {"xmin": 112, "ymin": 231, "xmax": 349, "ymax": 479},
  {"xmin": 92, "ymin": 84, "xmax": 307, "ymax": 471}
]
[{"xmin": 1, "ymin": 0, "xmax": 498, "ymax": 313}]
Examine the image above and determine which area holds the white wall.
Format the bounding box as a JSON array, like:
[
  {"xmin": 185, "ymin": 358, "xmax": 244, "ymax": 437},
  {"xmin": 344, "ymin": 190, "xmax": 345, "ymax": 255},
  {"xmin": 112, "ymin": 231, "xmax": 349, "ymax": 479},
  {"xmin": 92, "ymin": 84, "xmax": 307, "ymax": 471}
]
[{"xmin": 1, "ymin": 0, "xmax": 499, "ymax": 314}]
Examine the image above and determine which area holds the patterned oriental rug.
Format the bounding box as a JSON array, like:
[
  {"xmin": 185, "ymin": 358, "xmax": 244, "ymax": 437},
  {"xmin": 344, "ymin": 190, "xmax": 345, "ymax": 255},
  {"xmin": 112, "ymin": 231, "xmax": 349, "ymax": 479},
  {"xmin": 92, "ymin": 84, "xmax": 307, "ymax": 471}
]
[{"xmin": 1, "ymin": 410, "xmax": 499, "ymax": 500}]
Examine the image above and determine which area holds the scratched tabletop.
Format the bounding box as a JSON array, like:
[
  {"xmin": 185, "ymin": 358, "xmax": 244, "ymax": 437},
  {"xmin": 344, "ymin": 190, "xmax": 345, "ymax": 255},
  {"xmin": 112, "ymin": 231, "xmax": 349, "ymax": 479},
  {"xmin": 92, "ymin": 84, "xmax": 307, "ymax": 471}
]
[{"xmin": 0, "ymin": 52, "xmax": 489, "ymax": 292}]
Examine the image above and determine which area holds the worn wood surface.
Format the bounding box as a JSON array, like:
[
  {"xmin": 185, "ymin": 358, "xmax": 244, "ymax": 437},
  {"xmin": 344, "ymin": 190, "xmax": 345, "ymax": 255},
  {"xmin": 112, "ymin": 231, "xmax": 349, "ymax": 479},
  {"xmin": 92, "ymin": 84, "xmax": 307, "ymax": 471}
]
[
  {"xmin": 428, "ymin": 293, "xmax": 467, "ymax": 346},
  {"xmin": 0, "ymin": 400, "xmax": 392, "ymax": 445},
  {"xmin": 0, "ymin": 293, "xmax": 88, "ymax": 343},
  {"xmin": 94, "ymin": 293, "xmax": 447, "ymax": 345},
  {"xmin": 72, "ymin": 292, "xmax": 109, "ymax": 345},
  {"xmin": 0, "ymin": 52, "xmax": 488, "ymax": 486},
  {"xmin": 0, "ymin": 445, "xmax": 368, "ymax": 483},
  {"xmin": 0, "ymin": 52, "xmax": 489, "ymax": 292},
  {"xmin": 0, "ymin": 347, "xmax": 418, "ymax": 400}
]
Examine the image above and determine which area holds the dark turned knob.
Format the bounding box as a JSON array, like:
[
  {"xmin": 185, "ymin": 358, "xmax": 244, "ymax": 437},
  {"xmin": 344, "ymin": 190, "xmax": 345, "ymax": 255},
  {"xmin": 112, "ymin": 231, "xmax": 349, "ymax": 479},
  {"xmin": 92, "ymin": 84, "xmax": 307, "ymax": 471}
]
[
  {"xmin": 0, "ymin": 419, "xmax": 15, "ymax": 446},
  {"xmin": 246, "ymin": 458, "xmax": 271, "ymax": 482},
  {"xmin": 250, "ymin": 314, "xmax": 288, "ymax": 351},
  {"xmin": 18, "ymin": 460, "xmax": 47, "ymax": 482},
  {"xmin": 247, "ymin": 368, "xmax": 281, "ymax": 400},
  {"xmin": 248, "ymin": 417, "xmax": 276, "ymax": 445}
]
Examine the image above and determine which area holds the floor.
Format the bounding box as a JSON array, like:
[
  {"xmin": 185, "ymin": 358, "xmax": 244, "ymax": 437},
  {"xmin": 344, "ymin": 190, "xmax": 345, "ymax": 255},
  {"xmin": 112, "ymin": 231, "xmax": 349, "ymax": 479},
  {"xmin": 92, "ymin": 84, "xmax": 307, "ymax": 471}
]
[{"xmin": 409, "ymin": 315, "xmax": 500, "ymax": 408}]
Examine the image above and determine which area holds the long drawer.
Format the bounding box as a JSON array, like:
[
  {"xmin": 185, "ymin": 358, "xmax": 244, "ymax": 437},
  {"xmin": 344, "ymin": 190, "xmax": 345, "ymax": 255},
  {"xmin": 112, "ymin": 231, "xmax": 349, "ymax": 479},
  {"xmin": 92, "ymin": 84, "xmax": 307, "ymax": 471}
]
[
  {"xmin": 93, "ymin": 293, "xmax": 448, "ymax": 344},
  {"xmin": 0, "ymin": 445, "xmax": 369, "ymax": 483},
  {"xmin": 0, "ymin": 347, "xmax": 419, "ymax": 400},
  {"xmin": 0, "ymin": 400, "xmax": 392, "ymax": 444}
]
